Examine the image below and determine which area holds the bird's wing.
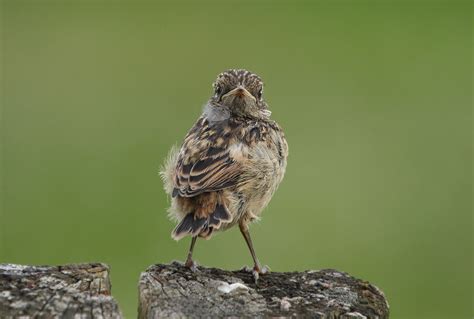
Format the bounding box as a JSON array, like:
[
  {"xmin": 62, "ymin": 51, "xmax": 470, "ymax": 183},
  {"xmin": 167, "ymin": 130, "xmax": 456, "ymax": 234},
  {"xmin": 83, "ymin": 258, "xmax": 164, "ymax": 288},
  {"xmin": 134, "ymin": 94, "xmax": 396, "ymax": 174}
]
[{"xmin": 172, "ymin": 117, "xmax": 244, "ymax": 197}]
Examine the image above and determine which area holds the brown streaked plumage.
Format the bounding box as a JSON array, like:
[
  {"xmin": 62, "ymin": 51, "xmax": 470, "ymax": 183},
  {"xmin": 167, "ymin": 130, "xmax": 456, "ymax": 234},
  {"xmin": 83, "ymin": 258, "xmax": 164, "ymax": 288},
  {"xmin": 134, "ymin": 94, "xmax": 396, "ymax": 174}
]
[{"xmin": 160, "ymin": 69, "xmax": 288, "ymax": 281}]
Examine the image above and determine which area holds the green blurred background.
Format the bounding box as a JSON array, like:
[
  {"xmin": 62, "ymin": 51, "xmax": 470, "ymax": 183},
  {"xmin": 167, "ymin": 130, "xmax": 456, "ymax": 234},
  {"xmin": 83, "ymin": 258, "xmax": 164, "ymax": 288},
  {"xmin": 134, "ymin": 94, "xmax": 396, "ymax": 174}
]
[{"xmin": 1, "ymin": 1, "xmax": 472, "ymax": 318}]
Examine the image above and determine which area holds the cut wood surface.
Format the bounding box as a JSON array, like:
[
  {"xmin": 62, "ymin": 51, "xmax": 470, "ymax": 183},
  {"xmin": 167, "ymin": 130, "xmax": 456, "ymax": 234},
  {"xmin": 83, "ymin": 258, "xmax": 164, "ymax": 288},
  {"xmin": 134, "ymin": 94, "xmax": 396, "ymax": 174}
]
[
  {"xmin": 1, "ymin": 262, "xmax": 389, "ymax": 318},
  {"xmin": 138, "ymin": 262, "xmax": 389, "ymax": 319},
  {"xmin": 0, "ymin": 263, "xmax": 122, "ymax": 319}
]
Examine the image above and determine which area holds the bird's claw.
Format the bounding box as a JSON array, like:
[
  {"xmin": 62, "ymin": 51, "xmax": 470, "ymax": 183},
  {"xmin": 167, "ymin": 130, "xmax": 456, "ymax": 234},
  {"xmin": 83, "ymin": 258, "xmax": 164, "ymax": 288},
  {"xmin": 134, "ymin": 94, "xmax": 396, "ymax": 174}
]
[
  {"xmin": 241, "ymin": 265, "xmax": 270, "ymax": 283},
  {"xmin": 172, "ymin": 259, "xmax": 199, "ymax": 273},
  {"xmin": 184, "ymin": 259, "xmax": 199, "ymax": 273}
]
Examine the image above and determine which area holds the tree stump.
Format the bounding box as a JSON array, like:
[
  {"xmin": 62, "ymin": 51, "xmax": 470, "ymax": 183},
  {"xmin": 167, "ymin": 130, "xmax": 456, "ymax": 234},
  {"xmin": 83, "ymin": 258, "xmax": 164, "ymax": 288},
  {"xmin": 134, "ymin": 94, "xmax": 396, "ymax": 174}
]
[
  {"xmin": 0, "ymin": 263, "xmax": 122, "ymax": 319},
  {"xmin": 138, "ymin": 262, "xmax": 389, "ymax": 318}
]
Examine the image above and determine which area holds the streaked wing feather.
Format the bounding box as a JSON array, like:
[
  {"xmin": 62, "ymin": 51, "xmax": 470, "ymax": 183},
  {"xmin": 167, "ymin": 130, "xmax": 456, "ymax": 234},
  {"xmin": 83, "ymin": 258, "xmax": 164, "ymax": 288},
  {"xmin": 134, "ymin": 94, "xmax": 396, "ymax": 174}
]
[{"xmin": 173, "ymin": 119, "xmax": 242, "ymax": 197}]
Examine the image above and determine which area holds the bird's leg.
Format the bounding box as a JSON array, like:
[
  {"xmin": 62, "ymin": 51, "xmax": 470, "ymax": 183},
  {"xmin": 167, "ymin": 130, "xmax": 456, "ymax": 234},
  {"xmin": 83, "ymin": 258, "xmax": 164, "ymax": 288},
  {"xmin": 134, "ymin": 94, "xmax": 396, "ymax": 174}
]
[
  {"xmin": 239, "ymin": 222, "xmax": 269, "ymax": 283},
  {"xmin": 184, "ymin": 236, "xmax": 198, "ymax": 271}
]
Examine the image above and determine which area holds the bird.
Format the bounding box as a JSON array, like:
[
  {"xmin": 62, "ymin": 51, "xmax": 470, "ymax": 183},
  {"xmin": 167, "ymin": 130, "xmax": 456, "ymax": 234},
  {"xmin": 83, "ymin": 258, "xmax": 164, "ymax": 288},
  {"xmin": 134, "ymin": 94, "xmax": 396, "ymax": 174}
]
[{"xmin": 160, "ymin": 69, "xmax": 288, "ymax": 282}]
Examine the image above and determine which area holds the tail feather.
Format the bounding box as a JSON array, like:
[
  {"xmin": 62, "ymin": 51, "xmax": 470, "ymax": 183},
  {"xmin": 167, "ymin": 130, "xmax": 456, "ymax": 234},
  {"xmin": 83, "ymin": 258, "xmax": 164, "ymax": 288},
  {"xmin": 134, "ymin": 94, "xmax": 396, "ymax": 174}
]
[
  {"xmin": 171, "ymin": 214, "xmax": 207, "ymax": 240},
  {"xmin": 208, "ymin": 204, "xmax": 231, "ymax": 229},
  {"xmin": 171, "ymin": 204, "xmax": 232, "ymax": 240},
  {"xmin": 212, "ymin": 204, "xmax": 231, "ymax": 222}
]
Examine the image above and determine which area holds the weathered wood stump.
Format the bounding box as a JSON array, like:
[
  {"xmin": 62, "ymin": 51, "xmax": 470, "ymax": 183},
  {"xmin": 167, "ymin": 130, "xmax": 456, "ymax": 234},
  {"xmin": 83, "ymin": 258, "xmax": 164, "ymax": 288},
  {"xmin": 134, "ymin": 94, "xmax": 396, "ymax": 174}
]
[
  {"xmin": 0, "ymin": 263, "xmax": 122, "ymax": 319},
  {"xmin": 1, "ymin": 262, "xmax": 389, "ymax": 318},
  {"xmin": 138, "ymin": 262, "xmax": 389, "ymax": 319}
]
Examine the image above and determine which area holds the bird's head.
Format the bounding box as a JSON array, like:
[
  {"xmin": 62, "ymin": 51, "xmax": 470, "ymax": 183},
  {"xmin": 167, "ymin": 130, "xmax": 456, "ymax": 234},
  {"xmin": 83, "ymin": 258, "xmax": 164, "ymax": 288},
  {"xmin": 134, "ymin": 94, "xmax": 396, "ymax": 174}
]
[{"xmin": 207, "ymin": 69, "xmax": 271, "ymax": 120}]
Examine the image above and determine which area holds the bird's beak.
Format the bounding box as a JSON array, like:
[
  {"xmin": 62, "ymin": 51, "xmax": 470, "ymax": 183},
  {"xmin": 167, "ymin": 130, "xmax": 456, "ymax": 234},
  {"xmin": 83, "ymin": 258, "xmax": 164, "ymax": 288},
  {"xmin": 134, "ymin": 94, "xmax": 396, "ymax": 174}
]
[{"xmin": 222, "ymin": 85, "xmax": 256, "ymax": 102}]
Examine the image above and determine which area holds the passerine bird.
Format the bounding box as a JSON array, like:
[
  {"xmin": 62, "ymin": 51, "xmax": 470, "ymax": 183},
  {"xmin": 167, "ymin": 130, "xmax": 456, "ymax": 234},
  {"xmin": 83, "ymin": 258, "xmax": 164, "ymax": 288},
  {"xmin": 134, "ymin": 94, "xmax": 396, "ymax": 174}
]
[{"xmin": 161, "ymin": 69, "xmax": 288, "ymax": 281}]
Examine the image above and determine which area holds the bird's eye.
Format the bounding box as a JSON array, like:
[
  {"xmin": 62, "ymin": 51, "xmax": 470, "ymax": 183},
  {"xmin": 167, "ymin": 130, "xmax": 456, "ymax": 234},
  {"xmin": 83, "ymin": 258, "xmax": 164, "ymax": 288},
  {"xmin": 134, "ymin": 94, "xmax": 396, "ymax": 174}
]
[
  {"xmin": 215, "ymin": 85, "xmax": 222, "ymax": 96},
  {"xmin": 257, "ymin": 88, "xmax": 263, "ymax": 100}
]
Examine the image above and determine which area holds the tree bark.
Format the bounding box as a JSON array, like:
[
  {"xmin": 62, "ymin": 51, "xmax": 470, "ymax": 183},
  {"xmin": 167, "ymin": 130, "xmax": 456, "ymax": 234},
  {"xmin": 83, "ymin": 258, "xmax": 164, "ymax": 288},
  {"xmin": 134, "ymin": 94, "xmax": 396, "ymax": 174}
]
[
  {"xmin": 0, "ymin": 263, "xmax": 122, "ymax": 319},
  {"xmin": 138, "ymin": 262, "xmax": 389, "ymax": 319}
]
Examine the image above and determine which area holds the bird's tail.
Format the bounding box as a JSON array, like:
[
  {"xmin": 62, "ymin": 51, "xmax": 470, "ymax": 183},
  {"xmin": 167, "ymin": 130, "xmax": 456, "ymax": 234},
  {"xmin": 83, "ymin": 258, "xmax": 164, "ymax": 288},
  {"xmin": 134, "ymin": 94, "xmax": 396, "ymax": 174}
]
[{"xmin": 171, "ymin": 204, "xmax": 232, "ymax": 240}]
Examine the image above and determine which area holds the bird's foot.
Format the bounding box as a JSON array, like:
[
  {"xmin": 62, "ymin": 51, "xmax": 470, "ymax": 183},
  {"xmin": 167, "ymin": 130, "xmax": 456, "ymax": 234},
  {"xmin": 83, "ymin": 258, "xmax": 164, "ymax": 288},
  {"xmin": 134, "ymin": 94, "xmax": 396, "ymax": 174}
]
[
  {"xmin": 184, "ymin": 258, "xmax": 199, "ymax": 272},
  {"xmin": 171, "ymin": 259, "xmax": 199, "ymax": 272},
  {"xmin": 241, "ymin": 265, "xmax": 270, "ymax": 283}
]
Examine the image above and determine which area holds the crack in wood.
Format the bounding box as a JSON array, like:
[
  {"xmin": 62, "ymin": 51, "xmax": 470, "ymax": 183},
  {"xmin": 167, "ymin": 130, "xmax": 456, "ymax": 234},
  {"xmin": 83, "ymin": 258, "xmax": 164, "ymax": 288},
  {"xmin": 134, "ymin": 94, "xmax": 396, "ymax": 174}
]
[
  {"xmin": 0, "ymin": 262, "xmax": 389, "ymax": 319},
  {"xmin": 138, "ymin": 263, "xmax": 389, "ymax": 319}
]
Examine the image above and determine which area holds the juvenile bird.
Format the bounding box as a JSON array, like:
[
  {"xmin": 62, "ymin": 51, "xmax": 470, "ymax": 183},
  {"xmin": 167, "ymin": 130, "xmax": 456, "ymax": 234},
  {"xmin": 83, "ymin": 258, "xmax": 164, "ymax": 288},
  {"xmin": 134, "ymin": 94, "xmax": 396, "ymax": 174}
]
[{"xmin": 161, "ymin": 69, "xmax": 288, "ymax": 281}]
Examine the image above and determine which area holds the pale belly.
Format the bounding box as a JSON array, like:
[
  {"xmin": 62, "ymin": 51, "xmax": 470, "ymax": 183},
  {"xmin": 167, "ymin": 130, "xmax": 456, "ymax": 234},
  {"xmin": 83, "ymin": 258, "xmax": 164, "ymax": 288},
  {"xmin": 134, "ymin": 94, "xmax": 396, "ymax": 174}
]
[{"xmin": 222, "ymin": 142, "xmax": 287, "ymax": 229}]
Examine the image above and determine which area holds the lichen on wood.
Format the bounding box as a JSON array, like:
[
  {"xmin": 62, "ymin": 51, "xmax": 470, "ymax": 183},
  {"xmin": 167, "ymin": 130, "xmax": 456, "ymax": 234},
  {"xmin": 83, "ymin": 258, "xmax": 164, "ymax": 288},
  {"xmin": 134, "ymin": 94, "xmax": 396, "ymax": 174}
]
[
  {"xmin": 138, "ymin": 262, "xmax": 389, "ymax": 319},
  {"xmin": 0, "ymin": 263, "xmax": 122, "ymax": 319}
]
